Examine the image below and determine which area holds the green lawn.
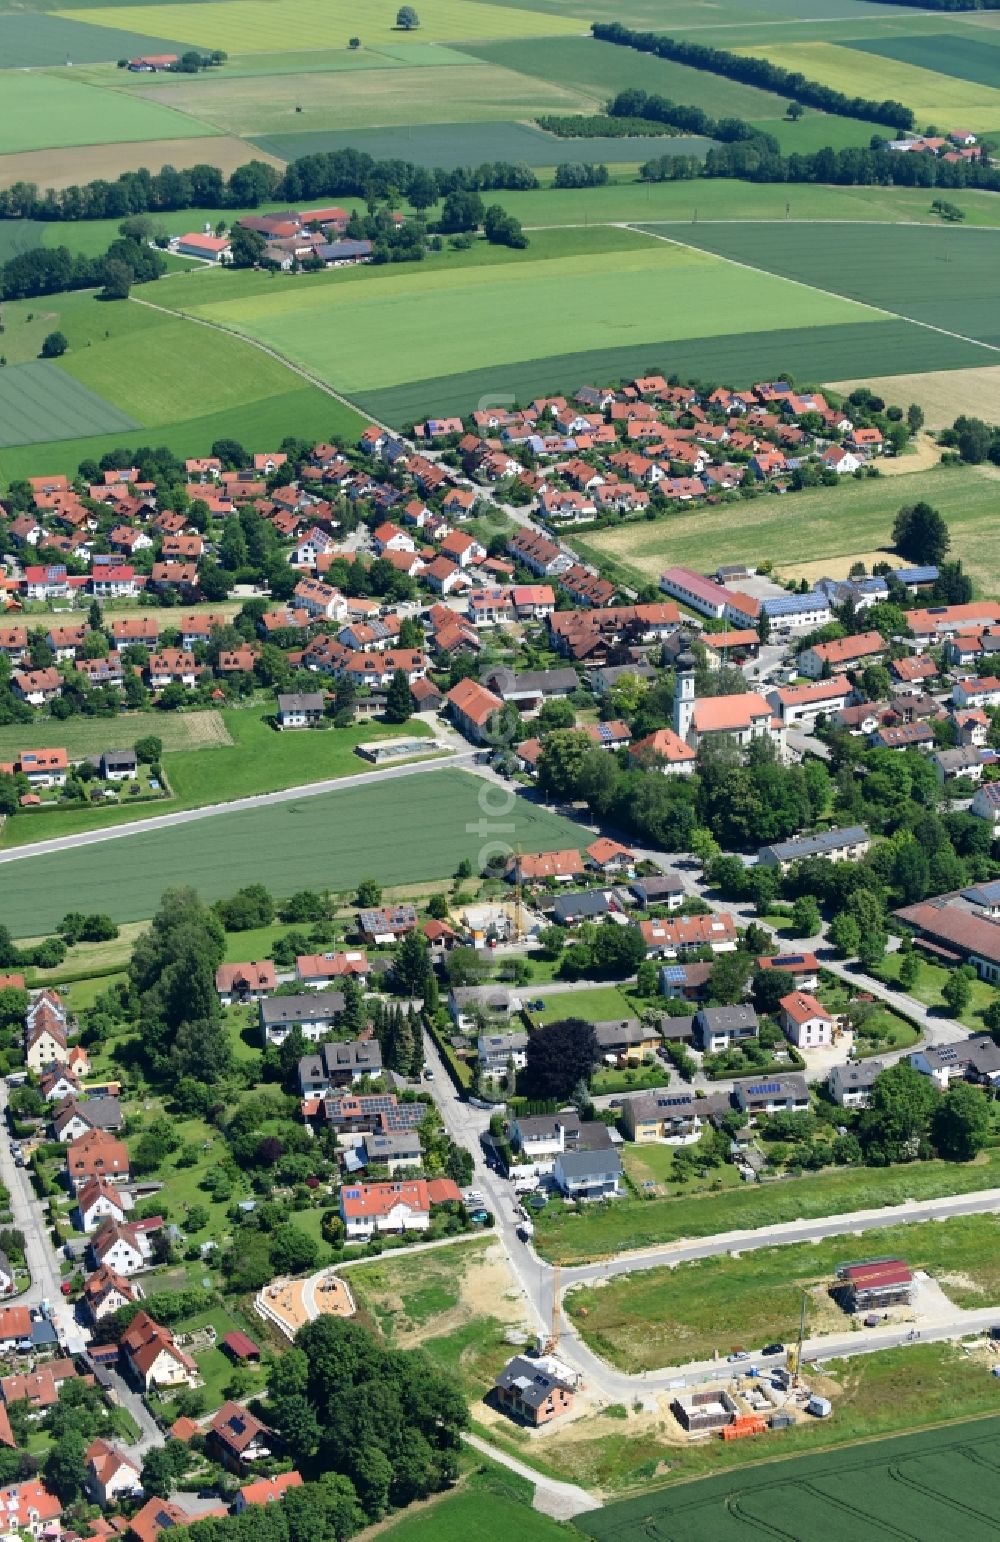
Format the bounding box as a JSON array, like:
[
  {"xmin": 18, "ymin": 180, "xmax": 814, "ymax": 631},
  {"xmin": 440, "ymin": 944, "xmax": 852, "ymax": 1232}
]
[
  {"xmin": 159, "ymin": 1305, "xmax": 268, "ymax": 1412},
  {"xmin": 0, "ymin": 767, "xmax": 589, "ymax": 932},
  {"xmin": 377, "ymin": 1472, "xmax": 566, "ymax": 1542},
  {"xmin": 579, "ymin": 463, "xmax": 1000, "ymax": 601},
  {"xmin": 173, "ymin": 223, "xmax": 878, "ymax": 396},
  {"xmin": 0, "ymin": 710, "xmax": 233, "ymax": 762},
  {"xmin": 567, "ymin": 1211, "xmax": 1000, "ymax": 1373},
  {"xmin": 530, "ymin": 985, "xmax": 636, "ymax": 1025},
  {"xmin": 0, "ymin": 71, "xmax": 216, "ymax": 155},
  {"xmin": 533, "ymin": 1147, "xmax": 1000, "ymax": 1264},
  {"xmin": 876, "ymin": 952, "xmax": 1000, "ymax": 1033},
  {"xmin": 622, "ymin": 1140, "xmax": 742, "ymax": 1196},
  {"xmin": 0, "ymin": 711, "xmax": 432, "ymax": 849}
]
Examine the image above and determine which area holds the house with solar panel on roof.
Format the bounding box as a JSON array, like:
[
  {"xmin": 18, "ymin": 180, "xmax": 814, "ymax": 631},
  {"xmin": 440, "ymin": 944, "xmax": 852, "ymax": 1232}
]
[{"xmin": 733, "ymin": 1073, "xmax": 810, "ymax": 1117}]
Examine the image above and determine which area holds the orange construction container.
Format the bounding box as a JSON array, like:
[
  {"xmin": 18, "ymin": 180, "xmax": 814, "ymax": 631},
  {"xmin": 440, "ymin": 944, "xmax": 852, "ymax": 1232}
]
[{"xmin": 722, "ymin": 1415, "xmax": 768, "ymax": 1440}]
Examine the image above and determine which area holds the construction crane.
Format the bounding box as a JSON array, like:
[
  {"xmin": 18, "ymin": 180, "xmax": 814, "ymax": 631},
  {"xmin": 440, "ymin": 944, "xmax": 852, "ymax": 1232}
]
[
  {"xmin": 787, "ymin": 1289, "xmax": 808, "ymax": 1379},
  {"xmin": 513, "ymin": 843, "xmax": 525, "ymax": 942}
]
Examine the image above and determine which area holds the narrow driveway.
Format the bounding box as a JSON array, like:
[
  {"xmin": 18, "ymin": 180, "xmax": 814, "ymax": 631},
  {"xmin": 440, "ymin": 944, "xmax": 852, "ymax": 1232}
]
[{"xmin": 463, "ymin": 1432, "xmax": 599, "ymax": 1519}]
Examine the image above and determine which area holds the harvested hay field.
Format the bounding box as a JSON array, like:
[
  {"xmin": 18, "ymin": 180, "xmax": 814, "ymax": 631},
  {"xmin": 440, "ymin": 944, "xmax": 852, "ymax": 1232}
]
[
  {"xmin": 0, "ymin": 135, "xmax": 281, "ymax": 191},
  {"xmin": 825, "ymin": 365, "xmax": 1000, "ymax": 428}
]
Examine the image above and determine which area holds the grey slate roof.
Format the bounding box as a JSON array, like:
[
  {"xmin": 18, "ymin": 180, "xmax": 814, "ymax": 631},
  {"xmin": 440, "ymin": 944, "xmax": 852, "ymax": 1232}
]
[
  {"xmin": 262, "ymin": 991, "xmax": 345, "ymax": 1028},
  {"xmin": 760, "ymin": 824, "xmax": 868, "ymax": 862}
]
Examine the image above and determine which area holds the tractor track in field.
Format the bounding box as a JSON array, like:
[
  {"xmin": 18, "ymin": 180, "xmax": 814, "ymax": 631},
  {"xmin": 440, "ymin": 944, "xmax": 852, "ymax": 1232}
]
[{"xmin": 128, "ymin": 293, "xmax": 391, "ymax": 431}]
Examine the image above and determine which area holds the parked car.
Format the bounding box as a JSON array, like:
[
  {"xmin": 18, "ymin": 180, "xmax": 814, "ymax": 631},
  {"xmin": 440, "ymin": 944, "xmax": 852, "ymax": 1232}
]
[
  {"xmin": 761, "ymin": 1343, "xmax": 784, "ymax": 1356},
  {"xmin": 727, "ymin": 1349, "xmax": 749, "ymax": 1362}
]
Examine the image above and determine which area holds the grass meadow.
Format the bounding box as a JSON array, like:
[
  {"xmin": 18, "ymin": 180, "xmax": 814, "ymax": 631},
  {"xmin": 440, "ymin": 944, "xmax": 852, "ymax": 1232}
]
[
  {"xmin": 579, "ymin": 464, "xmax": 1000, "ymax": 598},
  {"xmin": 0, "ymin": 710, "xmax": 234, "ymax": 763},
  {"xmin": 0, "ymin": 71, "xmax": 216, "ymax": 155},
  {"xmin": 0, "ymin": 767, "xmax": 587, "ymax": 932},
  {"xmin": 176, "ymin": 226, "xmax": 880, "ymax": 395},
  {"xmin": 58, "ymin": 0, "xmax": 587, "ymax": 52},
  {"xmin": 533, "ymin": 1146, "xmax": 1000, "ymax": 1264},
  {"xmin": 0, "ymin": 287, "xmax": 368, "ymax": 476},
  {"xmin": 0, "ymin": 11, "xmax": 199, "ymax": 68},
  {"xmin": 848, "ymin": 30, "xmax": 1000, "ymax": 90},
  {"xmin": 567, "ymin": 1212, "xmax": 1000, "ymax": 1373}
]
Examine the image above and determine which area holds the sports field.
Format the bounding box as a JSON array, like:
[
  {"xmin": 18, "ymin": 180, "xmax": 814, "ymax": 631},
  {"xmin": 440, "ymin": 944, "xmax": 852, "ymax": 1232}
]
[
  {"xmin": 659, "ymin": 222, "xmax": 1000, "ymax": 350},
  {"xmin": 579, "ymin": 463, "xmax": 1000, "ymax": 598},
  {"xmin": 174, "ymin": 225, "xmax": 881, "ymax": 395},
  {"xmin": 0, "ymin": 769, "xmax": 587, "ymax": 933},
  {"xmin": 739, "ymin": 39, "xmax": 1000, "ymax": 131},
  {"xmin": 0, "ymin": 361, "xmax": 138, "ymax": 447},
  {"xmin": 0, "ymin": 72, "xmax": 216, "ymax": 155},
  {"xmin": 579, "ymin": 1416, "xmax": 1000, "ymax": 1538},
  {"xmin": 58, "ymin": 0, "xmax": 587, "ymax": 52}
]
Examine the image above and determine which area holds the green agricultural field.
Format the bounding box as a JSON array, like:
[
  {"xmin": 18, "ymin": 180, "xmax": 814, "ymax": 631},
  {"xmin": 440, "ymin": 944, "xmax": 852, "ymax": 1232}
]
[
  {"xmin": 0, "ymin": 12, "xmax": 198, "ymax": 68},
  {"xmin": 665, "ymin": 222, "xmax": 1000, "ymax": 349},
  {"xmin": 568, "ymin": 1212, "xmax": 1000, "ymax": 1373},
  {"xmin": 739, "ymin": 39, "xmax": 1000, "ymax": 131},
  {"xmin": 251, "ymin": 121, "xmax": 706, "ymax": 169},
  {"xmin": 0, "ymin": 768, "xmax": 588, "ymax": 932},
  {"xmin": 0, "ymin": 710, "xmax": 432, "ymax": 849},
  {"xmin": 58, "ymin": 0, "xmax": 587, "ymax": 53},
  {"xmin": 0, "ymin": 361, "xmax": 138, "ymax": 447},
  {"xmin": 530, "ymin": 985, "xmax": 635, "ymax": 1024},
  {"xmin": 580, "ymin": 464, "xmax": 1000, "ymax": 600},
  {"xmin": 0, "ymin": 287, "xmax": 369, "ymax": 476},
  {"xmin": 467, "ymin": 36, "xmax": 878, "ymax": 150},
  {"xmin": 377, "ymin": 1488, "xmax": 566, "ymax": 1542},
  {"xmin": 494, "ymin": 0, "xmax": 930, "ymax": 30},
  {"xmin": 154, "ymin": 62, "xmax": 590, "ymax": 138},
  {"xmin": 176, "ymin": 225, "xmax": 880, "ymax": 396},
  {"xmin": 579, "ymin": 1413, "xmax": 1000, "ymax": 1536},
  {"xmin": 357, "ymin": 317, "xmax": 981, "ymax": 429},
  {"xmin": 0, "ymin": 221, "xmax": 45, "ymax": 263},
  {"xmin": 847, "ymin": 30, "xmax": 1000, "ymax": 90},
  {"xmin": 533, "ymin": 1146, "xmax": 1000, "ymax": 1264},
  {"xmin": 0, "ymin": 73, "xmax": 216, "ymax": 155}
]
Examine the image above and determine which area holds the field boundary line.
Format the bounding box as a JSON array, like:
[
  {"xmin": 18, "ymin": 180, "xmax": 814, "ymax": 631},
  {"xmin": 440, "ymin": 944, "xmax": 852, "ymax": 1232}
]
[
  {"xmin": 128, "ymin": 293, "xmax": 392, "ymax": 431},
  {"xmin": 629, "ymin": 222, "xmax": 1000, "ymax": 357},
  {"xmin": 0, "ymin": 747, "xmax": 467, "ymax": 866},
  {"xmin": 523, "ymin": 220, "xmax": 1000, "ymax": 232}
]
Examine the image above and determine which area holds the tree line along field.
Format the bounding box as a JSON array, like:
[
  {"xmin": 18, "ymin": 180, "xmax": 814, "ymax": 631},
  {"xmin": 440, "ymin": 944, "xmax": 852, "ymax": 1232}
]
[
  {"xmin": 578, "ymin": 1415, "xmax": 1000, "ymax": 1539},
  {"xmin": 0, "ymin": 767, "xmax": 588, "ymax": 933},
  {"xmin": 579, "ymin": 464, "xmax": 1000, "ymax": 601}
]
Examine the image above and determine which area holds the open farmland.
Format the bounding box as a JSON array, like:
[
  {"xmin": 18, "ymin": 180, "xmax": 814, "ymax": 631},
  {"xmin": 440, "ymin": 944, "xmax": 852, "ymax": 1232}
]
[
  {"xmin": 0, "ymin": 361, "xmax": 137, "ymax": 447},
  {"xmin": 0, "ymin": 12, "xmax": 199, "ymax": 68},
  {"xmin": 0, "ymin": 768, "xmax": 588, "ymax": 933},
  {"xmin": 0, "ymin": 136, "xmax": 281, "ymax": 193},
  {"xmin": 825, "ymin": 365, "xmax": 1000, "ymax": 428},
  {"xmin": 57, "ymin": 0, "xmax": 587, "ymax": 53},
  {"xmin": 0, "ymin": 288, "xmax": 368, "ymax": 479},
  {"xmin": 172, "ymin": 224, "xmax": 882, "ymax": 396},
  {"xmin": 568, "ymin": 1213, "xmax": 1000, "ymax": 1373},
  {"xmin": 847, "ymin": 30, "xmax": 1000, "ymax": 90},
  {"xmin": 146, "ymin": 61, "xmax": 591, "ymax": 137},
  {"xmin": 467, "ymin": 36, "xmax": 879, "ymax": 151},
  {"xmin": 579, "ymin": 1414, "xmax": 1000, "ymax": 1538},
  {"xmin": 0, "ymin": 712, "xmax": 232, "ymax": 763},
  {"xmin": 641, "ymin": 222, "xmax": 1000, "ymax": 351},
  {"xmin": 251, "ymin": 121, "xmax": 706, "ymax": 169},
  {"xmin": 738, "ymin": 39, "xmax": 1000, "ymax": 132},
  {"xmin": 0, "ymin": 72, "xmax": 216, "ymax": 155},
  {"xmin": 580, "ymin": 464, "xmax": 1000, "ymax": 599}
]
